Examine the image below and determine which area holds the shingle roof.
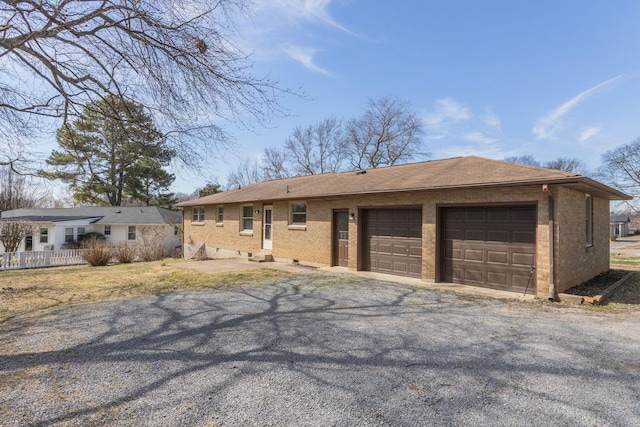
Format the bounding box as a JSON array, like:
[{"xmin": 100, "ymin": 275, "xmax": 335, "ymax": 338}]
[
  {"xmin": 0, "ymin": 206, "xmax": 181, "ymax": 224},
  {"xmin": 175, "ymin": 156, "xmax": 631, "ymax": 207},
  {"xmin": 610, "ymin": 215, "xmax": 630, "ymax": 223}
]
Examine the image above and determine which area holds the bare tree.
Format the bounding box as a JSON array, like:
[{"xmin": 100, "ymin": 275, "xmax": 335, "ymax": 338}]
[
  {"xmin": 262, "ymin": 147, "xmax": 291, "ymax": 181},
  {"xmin": 0, "ymin": 0, "xmax": 290, "ymax": 171},
  {"xmin": 505, "ymin": 155, "xmax": 588, "ymax": 174},
  {"xmin": 226, "ymin": 159, "xmax": 262, "ymax": 189},
  {"xmin": 0, "ymin": 166, "xmax": 47, "ymax": 211},
  {"xmin": 283, "ymin": 116, "xmax": 345, "ymax": 175},
  {"xmin": 0, "ymin": 220, "xmax": 37, "ymax": 253},
  {"xmin": 504, "ymin": 155, "xmax": 541, "ymax": 167},
  {"xmin": 544, "ymin": 157, "xmax": 588, "ymax": 174},
  {"xmin": 601, "ymin": 138, "xmax": 640, "ymax": 207},
  {"xmin": 344, "ymin": 96, "xmax": 425, "ymax": 170}
]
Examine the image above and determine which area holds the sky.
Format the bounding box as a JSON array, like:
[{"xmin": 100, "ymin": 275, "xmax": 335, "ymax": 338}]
[{"xmin": 169, "ymin": 1, "xmax": 640, "ymax": 192}]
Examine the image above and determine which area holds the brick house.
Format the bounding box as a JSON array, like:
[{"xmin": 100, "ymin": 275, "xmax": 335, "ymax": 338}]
[{"xmin": 176, "ymin": 156, "xmax": 630, "ymax": 298}]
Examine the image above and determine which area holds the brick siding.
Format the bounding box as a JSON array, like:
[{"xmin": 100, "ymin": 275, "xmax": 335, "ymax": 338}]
[{"xmin": 182, "ymin": 184, "xmax": 610, "ymax": 297}]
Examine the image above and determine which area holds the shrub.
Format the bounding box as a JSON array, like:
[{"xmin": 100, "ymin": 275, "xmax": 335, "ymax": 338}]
[
  {"xmin": 78, "ymin": 232, "xmax": 105, "ymax": 242},
  {"xmin": 114, "ymin": 242, "xmax": 137, "ymax": 264},
  {"xmin": 81, "ymin": 237, "xmax": 114, "ymax": 266},
  {"xmin": 137, "ymin": 226, "xmax": 165, "ymax": 262}
]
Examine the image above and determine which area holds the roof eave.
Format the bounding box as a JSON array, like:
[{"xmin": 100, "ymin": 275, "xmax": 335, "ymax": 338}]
[{"xmin": 173, "ymin": 176, "xmax": 632, "ymax": 206}]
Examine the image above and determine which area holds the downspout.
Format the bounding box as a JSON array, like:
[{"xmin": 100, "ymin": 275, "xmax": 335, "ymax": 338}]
[{"xmin": 543, "ymin": 185, "xmax": 556, "ymax": 301}]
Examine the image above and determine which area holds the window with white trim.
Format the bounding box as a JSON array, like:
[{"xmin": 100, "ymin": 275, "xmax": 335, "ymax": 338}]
[
  {"xmin": 217, "ymin": 206, "xmax": 224, "ymax": 224},
  {"xmin": 192, "ymin": 207, "xmax": 205, "ymax": 223},
  {"xmin": 242, "ymin": 206, "xmax": 253, "ymax": 231},
  {"xmin": 39, "ymin": 227, "xmax": 49, "ymax": 243},
  {"xmin": 128, "ymin": 225, "xmax": 136, "ymax": 240},
  {"xmin": 104, "ymin": 225, "xmax": 111, "ymax": 236},
  {"xmin": 586, "ymin": 194, "xmax": 593, "ymax": 246},
  {"xmin": 77, "ymin": 227, "xmax": 86, "ymax": 240},
  {"xmin": 290, "ymin": 202, "xmax": 307, "ymax": 225},
  {"xmin": 64, "ymin": 227, "xmax": 74, "ymax": 243}
]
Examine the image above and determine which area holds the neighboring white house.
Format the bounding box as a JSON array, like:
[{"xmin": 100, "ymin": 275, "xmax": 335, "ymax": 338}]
[
  {"xmin": 610, "ymin": 215, "xmax": 631, "ymax": 239},
  {"xmin": 0, "ymin": 207, "xmax": 182, "ymax": 255}
]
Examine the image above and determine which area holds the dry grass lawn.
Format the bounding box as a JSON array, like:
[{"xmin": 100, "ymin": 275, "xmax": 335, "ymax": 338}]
[{"xmin": 0, "ymin": 260, "xmax": 295, "ymax": 320}]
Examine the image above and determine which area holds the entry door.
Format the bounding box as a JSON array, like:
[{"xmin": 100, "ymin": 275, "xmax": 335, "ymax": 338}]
[
  {"xmin": 333, "ymin": 211, "xmax": 349, "ymax": 267},
  {"xmin": 263, "ymin": 206, "xmax": 273, "ymax": 250},
  {"xmin": 25, "ymin": 235, "xmax": 33, "ymax": 252}
]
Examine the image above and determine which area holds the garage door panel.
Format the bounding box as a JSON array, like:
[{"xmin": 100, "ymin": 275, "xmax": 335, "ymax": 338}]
[
  {"xmin": 488, "ymin": 210, "xmax": 508, "ymax": 222},
  {"xmin": 446, "ymin": 228, "xmax": 463, "ymax": 240},
  {"xmin": 393, "ymin": 243, "xmax": 408, "ymax": 255},
  {"xmin": 465, "ymin": 229, "xmax": 485, "ymax": 240},
  {"xmin": 513, "ymin": 274, "xmax": 534, "ymax": 288},
  {"xmin": 365, "ymin": 208, "xmax": 422, "ymax": 278},
  {"xmin": 464, "ymin": 269, "xmax": 484, "ymax": 283},
  {"xmin": 488, "ymin": 230, "xmax": 509, "ymax": 242},
  {"xmin": 487, "ymin": 251, "xmax": 508, "ymax": 264},
  {"xmin": 487, "ymin": 271, "xmax": 508, "ymax": 286},
  {"xmin": 376, "ymin": 243, "xmax": 392, "ymax": 255},
  {"xmin": 409, "ymin": 246, "xmax": 422, "ymax": 257},
  {"xmin": 513, "ymin": 230, "xmax": 536, "ymax": 243},
  {"xmin": 464, "ymin": 249, "xmax": 484, "ymax": 262},
  {"xmin": 513, "ymin": 208, "xmax": 536, "ymax": 222},
  {"xmin": 442, "ymin": 206, "xmax": 536, "ymax": 294},
  {"xmin": 512, "ymin": 252, "xmax": 535, "ymax": 267},
  {"xmin": 465, "ymin": 209, "xmax": 485, "ymax": 222}
]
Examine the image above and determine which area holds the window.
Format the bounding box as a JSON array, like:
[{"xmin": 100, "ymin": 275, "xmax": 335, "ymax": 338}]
[
  {"xmin": 586, "ymin": 194, "xmax": 593, "ymax": 246},
  {"xmin": 77, "ymin": 227, "xmax": 86, "ymax": 240},
  {"xmin": 192, "ymin": 207, "xmax": 205, "ymax": 223},
  {"xmin": 290, "ymin": 202, "xmax": 307, "ymax": 225},
  {"xmin": 65, "ymin": 227, "xmax": 74, "ymax": 243},
  {"xmin": 242, "ymin": 206, "xmax": 253, "ymax": 231},
  {"xmin": 104, "ymin": 225, "xmax": 111, "ymax": 236},
  {"xmin": 39, "ymin": 228, "xmax": 49, "ymax": 243},
  {"xmin": 128, "ymin": 225, "xmax": 136, "ymax": 240},
  {"xmin": 217, "ymin": 206, "xmax": 224, "ymax": 224}
]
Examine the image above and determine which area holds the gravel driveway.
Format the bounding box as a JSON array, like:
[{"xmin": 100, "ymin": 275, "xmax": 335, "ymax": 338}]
[{"xmin": 1, "ymin": 274, "xmax": 639, "ymax": 426}]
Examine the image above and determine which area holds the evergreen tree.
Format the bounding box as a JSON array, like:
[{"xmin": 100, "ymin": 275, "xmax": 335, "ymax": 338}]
[{"xmin": 43, "ymin": 96, "xmax": 175, "ymax": 206}]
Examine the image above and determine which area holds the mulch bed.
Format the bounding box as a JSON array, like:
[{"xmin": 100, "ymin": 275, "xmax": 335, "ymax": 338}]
[{"xmin": 563, "ymin": 269, "xmax": 629, "ymax": 297}]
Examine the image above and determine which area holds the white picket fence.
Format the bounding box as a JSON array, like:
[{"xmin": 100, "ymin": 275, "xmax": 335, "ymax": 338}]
[{"xmin": 0, "ymin": 249, "xmax": 86, "ymax": 270}]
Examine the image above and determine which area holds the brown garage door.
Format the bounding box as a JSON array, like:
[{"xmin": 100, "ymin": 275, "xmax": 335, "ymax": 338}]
[
  {"xmin": 441, "ymin": 206, "xmax": 537, "ymax": 294},
  {"xmin": 364, "ymin": 208, "xmax": 422, "ymax": 278}
]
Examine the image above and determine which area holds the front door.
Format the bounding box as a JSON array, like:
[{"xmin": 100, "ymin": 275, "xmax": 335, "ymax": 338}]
[
  {"xmin": 25, "ymin": 235, "xmax": 33, "ymax": 252},
  {"xmin": 333, "ymin": 210, "xmax": 349, "ymax": 267},
  {"xmin": 263, "ymin": 206, "xmax": 273, "ymax": 250}
]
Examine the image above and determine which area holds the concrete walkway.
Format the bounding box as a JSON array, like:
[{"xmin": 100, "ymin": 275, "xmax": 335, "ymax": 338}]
[{"xmin": 174, "ymin": 257, "xmax": 537, "ymax": 302}]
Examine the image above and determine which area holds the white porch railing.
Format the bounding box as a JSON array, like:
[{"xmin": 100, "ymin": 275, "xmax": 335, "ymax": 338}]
[{"xmin": 0, "ymin": 249, "xmax": 86, "ymax": 270}]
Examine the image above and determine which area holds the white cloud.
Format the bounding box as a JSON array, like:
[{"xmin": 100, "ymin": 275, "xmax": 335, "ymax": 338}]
[
  {"xmin": 482, "ymin": 107, "xmax": 501, "ymax": 129},
  {"xmin": 423, "ymin": 98, "xmax": 471, "ymax": 129},
  {"xmin": 532, "ymin": 74, "xmax": 624, "ymax": 140},
  {"xmin": 283, "ymin": 45, "xmax": 332, "ymax": 75},
  {"xmin": 252, "ymin": 0, "xmax": 353, "ymax": 34},
  {"xmin": 578, "ymin": 126, "xmax": 602, "ymax": 143},
  {"xmin": 464, "ymin": 131, "xmax": 497, "ymax": 145}
]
